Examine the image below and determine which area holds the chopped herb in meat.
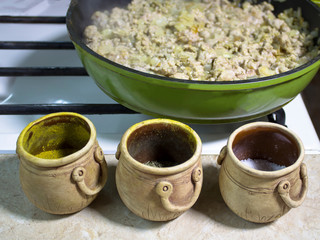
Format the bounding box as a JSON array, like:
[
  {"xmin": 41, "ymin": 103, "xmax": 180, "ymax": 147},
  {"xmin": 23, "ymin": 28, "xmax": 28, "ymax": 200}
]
[{"xmin": 84, "ymin": 0, "xmax": 320, "ymax": 81}]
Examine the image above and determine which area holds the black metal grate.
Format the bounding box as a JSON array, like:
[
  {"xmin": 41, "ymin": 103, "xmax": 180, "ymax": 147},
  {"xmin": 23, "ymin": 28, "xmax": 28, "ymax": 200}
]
[
  {"xmin": 0, "ymin": 15, "xmax": 137, "ymax": 115},
  {"xmin": 0, "ymin": 15, "xmax": 286, "ymax": 126},
  {"xmin": 0, "ymin": 16, "xmax": 66, "ymax": 24}
]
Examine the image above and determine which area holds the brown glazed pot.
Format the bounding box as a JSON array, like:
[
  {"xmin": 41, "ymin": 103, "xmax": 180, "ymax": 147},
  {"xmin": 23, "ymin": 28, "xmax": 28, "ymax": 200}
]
[
  {"xmin": 115, "ymin": 119, "xmax": 202, "ymax": 221},
  {"xmin": 217, "ymin": 122, "xmax": 308, "ymax": 223},
  {"xmin": 16, "ymin": 112, "xmax": 108, "ymax": 214}
]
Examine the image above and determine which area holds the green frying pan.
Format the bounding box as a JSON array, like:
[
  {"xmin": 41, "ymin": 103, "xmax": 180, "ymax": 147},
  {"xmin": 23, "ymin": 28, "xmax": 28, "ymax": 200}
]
[{"xmin": 66, "ymin": 0, "xmax": 320, "ymax": 123}]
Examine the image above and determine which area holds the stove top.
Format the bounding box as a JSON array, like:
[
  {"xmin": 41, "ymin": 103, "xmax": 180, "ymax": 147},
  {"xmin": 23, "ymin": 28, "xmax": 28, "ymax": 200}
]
[{"xmin": 1, "ymin": 0, "xmax": 319, "ymax": 155}]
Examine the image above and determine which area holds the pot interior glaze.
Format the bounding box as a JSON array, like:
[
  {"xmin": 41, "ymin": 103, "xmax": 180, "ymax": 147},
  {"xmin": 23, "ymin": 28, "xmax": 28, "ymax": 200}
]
[
  {"xmin": 127, "ymin": 123, "xmax": 196, "ymax": 167},
  {"xmin": 22, "ymin": 115, "xmax": 91, "ymax": 159},
  {"xmin": 232, "ymin": 127, "xmax": 300, "ymax": 167}
]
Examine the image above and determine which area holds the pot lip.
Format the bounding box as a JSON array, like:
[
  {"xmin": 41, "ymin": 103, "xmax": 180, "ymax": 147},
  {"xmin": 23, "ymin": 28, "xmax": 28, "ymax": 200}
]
[
  {"xmin": 119, "ymin": 118, "xmax": 202, "ymax": 175},
  {"xmin": 16, "ymin": 112, "xmax": 96, "ymax": 168},
  {"xmin": 227, "ymin": 122, "xmax": 305, "ymax": 178}
]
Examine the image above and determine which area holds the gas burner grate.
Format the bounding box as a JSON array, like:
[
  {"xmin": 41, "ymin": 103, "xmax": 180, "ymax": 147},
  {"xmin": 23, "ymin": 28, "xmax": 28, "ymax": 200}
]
[
  {"xmin": 0, "ymin": 67, "xmax": 87, "ymax": 76},
  {"xmin": 0, "ymin": 16, "xmax": 66, "ymax": 24},
  {"xmin": 267, "ymin": 108, "xmax": 286, "ymax": 127},
  {"xmin": 0, "ymin": 15, "xmax": 138, "ymax": 116},
  {"xmin": 0, "ymin": 15, "xmax": 286, "ymax": 126},
  {"xmin": 0, "ymin": 104, "xmax": 136, "ymax": 115}
]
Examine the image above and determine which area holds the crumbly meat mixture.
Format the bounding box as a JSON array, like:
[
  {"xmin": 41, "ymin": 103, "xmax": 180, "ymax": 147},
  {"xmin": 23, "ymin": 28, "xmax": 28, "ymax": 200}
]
[{"xmin": 84, "ymin": 0, "xmax": 320, "ymax": 81}]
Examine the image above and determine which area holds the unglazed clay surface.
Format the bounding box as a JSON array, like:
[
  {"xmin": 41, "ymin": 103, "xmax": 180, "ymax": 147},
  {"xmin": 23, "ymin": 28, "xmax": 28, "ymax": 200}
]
[
  {"xmin": 115, "ymin": 119, "xmax": 203, "ymax": 221},
  {"xmin": 0, "ymin": 154, "xmax": 319, "ymax": 239},
  {"xmin": 16, "ymin": 113, "xmax": 108, "ymax": 214}
]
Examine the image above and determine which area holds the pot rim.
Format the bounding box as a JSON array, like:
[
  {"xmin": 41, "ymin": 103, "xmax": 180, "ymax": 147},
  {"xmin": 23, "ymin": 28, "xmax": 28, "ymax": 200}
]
[
  {"xmin": 119, "ymin": 118, "xmax": 202, "ymax": 175},
  {"xmin": 227, "ymin": 122, "xmax": 305, "ymax": 178},
  {"xmin": 16, "ymin": 112, "xmax": 96, "ymax": 168}
]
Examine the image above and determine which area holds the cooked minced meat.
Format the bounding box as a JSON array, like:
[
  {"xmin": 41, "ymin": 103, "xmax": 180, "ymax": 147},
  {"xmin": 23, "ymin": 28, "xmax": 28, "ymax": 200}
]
[{"xmin": 84, "ymin": 0, "xmax": 320, "ymax": 81}]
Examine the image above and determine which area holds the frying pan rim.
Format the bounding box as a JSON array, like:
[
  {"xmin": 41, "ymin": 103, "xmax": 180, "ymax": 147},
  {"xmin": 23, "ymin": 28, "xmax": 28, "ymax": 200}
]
[{"xmin": 66, "ymin": 0, "xmax": 320, "ymax": 86}]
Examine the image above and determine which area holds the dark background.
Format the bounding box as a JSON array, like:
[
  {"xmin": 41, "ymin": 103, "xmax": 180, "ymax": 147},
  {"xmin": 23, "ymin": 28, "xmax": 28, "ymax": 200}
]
[{"xmin": 302, "ymin": 70, "xmax": 320, "ymax": 139}]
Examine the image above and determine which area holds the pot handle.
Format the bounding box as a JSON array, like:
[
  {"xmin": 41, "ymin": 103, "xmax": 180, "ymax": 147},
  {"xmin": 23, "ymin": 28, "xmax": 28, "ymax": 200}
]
[
  {"xmin": 115, "ymin": 143, "xmax": 121, "ymax": 160},
  {"xmin": 217, "ymin": 146, "xmax": 227, "ymax": 165},
  {"xmin": 155, "ymin": 167, "xmax": 202, "ymax": 213},
  {"xmin": 72, "ymin": 146, "xmax": 108, "ymax": 196},
  {"xmin": 277, "ymin": 163, "xmax": 308, "ymax": 208}
]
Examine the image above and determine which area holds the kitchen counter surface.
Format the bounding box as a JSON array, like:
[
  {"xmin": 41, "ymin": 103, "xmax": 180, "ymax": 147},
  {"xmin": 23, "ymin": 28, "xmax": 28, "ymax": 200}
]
[{"xmin": 0, "ymin": 154, "xmax": 319, "ymax": 240}]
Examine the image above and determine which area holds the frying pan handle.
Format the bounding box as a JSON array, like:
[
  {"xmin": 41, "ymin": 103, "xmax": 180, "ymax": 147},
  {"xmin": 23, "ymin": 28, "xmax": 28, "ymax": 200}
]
[
  {"xmin": 155, "ymin": 167, "xmax": 202, "ymax": 213},
  {"xmin": 72, "ymin": 146, "xmax": 108, "ymax": 196},
  {"xmin": 277, "ymin": 163, "xmax": 308, "ymax": 208}
]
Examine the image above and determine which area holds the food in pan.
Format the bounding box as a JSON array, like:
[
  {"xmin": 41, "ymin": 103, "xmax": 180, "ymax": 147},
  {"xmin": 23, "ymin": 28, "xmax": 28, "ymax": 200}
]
[{"xmin": 84, "ymin": 0, "xmax": 320, "ymax": 81}]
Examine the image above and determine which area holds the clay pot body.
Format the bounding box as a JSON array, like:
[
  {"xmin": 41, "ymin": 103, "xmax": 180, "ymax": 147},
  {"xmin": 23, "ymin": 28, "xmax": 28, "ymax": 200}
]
[
  {"xmin": 16, "ymin": 112, "xmax": 108, "ymax": 214},
  {"xmin": 115, "ymin": 119, "xmax": 202, "ymax": 221},
  {"xmin": 217, "ymin": 122, "xmax": 308, "ymax": 223}
]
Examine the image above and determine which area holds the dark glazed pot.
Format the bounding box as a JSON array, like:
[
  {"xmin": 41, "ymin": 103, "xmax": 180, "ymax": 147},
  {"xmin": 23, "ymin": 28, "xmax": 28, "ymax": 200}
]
[{"xmin": 217, "ymin": 122, "xmax": 308, "ymax": 223}]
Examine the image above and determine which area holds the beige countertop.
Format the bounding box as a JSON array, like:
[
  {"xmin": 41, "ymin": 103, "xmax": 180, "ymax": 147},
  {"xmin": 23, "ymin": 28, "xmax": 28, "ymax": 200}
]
[{"xmin": 0, "ymin": 154, "xmax": 319, "ymax": 240}]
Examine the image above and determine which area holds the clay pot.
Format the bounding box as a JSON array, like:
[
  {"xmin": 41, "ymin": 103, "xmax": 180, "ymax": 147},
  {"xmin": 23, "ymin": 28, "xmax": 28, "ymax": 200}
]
[
  {"xmin": 217, "ymin": 122, "xmax": 308, "ymax": 223},
  {"xmin": 16, "ymin": 112, "xmax": 108, "ymax": 214},
  {"xmin": 115, "ymin": 119, "xmax": 202, "ymax": 221}
]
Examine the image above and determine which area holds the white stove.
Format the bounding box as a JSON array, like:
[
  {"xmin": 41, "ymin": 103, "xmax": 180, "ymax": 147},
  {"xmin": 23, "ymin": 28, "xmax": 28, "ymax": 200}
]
[{"xmin": 1, "ymin": 0, "xmax": 320, "ymax": 155}]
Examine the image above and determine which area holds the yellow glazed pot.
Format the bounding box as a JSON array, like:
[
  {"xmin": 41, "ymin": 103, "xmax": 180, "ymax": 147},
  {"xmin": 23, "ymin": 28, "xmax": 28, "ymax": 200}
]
[
  {"xmin": 115, "ymin": 119, "xmax": 202, "ymax": 221},
  {"xmin": 217, "ymin": 122, "xmax": 308, "ymax": 223},
  {"xmin": 16, "ymin": 112, "xmax": 108, "ymax": 214}
]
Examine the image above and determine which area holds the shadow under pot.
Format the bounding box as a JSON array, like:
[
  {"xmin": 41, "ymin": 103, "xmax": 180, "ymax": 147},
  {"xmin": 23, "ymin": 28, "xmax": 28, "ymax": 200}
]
[
  {"xmin": 115, "ymin": 119, "xmax": 203, "ymax": 221},
  {"xmin": 16, "ymin": 112, "xmax": 108, "ymax": 214},
  {"xmin": 217, "ymin": 122, "xmax": 308, "ymax": 223}
]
